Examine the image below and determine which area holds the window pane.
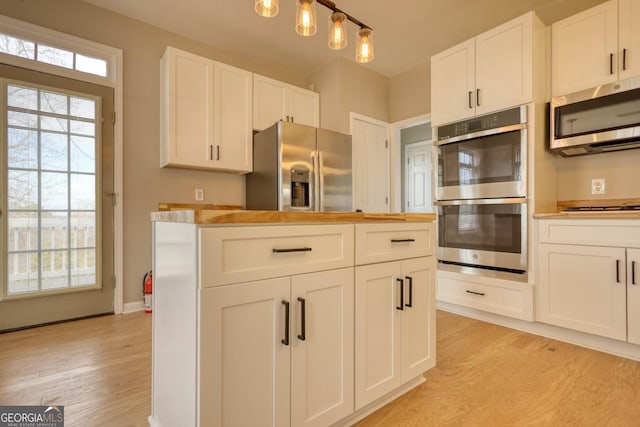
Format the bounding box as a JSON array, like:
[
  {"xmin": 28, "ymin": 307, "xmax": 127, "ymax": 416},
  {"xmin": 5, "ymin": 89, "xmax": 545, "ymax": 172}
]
[
  {"xmin": 7, "ymin": 212, "xmax": 38, "ymax": 253},
  {"xmin": 41, "ymin": 172, "xmax": 68, "ymax": 210},
  {"xmin": 8, "ymin": 85, "xmax": 38, "ymax": 110},
  {"xmin": 8, "ymin": 111, "xmax": 38, "ymax": 128},
  {"xmin": 8, "ymin": 252, "xmax": 39, "ymax": 294},
  {"xmin": 40, "ymin": 91, "xmax": 68, "ymax": 115},
  {"xmin": 70, "ymin": 249, "xmax": 96, "ymax": 287},
  {"xmin": 8, "ymin": 128, "xmax": 38, "ymax": 169},
  {"xmin": 70, "ymin": 174, "xmax": 95, "ymax": 210},
  {"xmin": 70, "ymin": 212, "xmax": 96, "ymax": 248},
  {"xmin": 70, "ymin": 119, "xmax": 94, "ymax": 136},
  {"xmin": 37, "ymin": 44, "xmax": 73, "ymax": 69},
  {"xmin": 70, "ymin": 136, "xmax": 95, "ymax": 173},
  {"xmin": 70, "ymin": 96, "xmax": 95, "ymax": 119},
  {"xmin": 8, "ymin": 170, "xmax": 38, "ymax": 209},
  {"xmin": 40, "ymin": 115, "xmax": 68, "ymax": 132},
  {"xmin": 41, "ymin": 250, "xmax": 69, "ymax": 290},
  {"xmin": 42, "ymin": 212, "xmax": 69, "ymax": 250},
  {"xmin": 41, "ymin": 132, "xmax": 68, "ymax": 171},
  {"xmin": 75, "ymin": 54, "xmax": 107, "ymax": 77},
  {"xmin": 0, "ymin": 34, "xmax": 35, "ymax": 59}
]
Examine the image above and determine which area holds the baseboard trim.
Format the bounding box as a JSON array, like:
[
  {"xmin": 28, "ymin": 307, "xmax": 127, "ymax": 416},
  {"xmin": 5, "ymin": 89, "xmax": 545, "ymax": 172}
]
[
  {"xmin": 437, "ymin": 301, "xmax": 640, "ymax": 362},
  {"xmin": 123, "ymin": 300, "xmax": 145, "ymax": 314}
]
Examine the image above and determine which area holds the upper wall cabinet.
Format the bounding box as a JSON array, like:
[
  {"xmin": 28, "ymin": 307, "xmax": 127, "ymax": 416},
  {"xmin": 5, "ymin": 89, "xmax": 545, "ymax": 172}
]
[
  {"xmin": 552, "ymin": 0, "xmax": 640, "ymax": 97},
  {"xmin": 253, "ymin": 74, "xmax": 319, "ymax": 130},
  {"xmin": 431, "ymin": 12, "xmax": 544, "ymax": 127},
  {"xmin": 160, "ymin": 46, "xmax": 253, "ymax": 173}
]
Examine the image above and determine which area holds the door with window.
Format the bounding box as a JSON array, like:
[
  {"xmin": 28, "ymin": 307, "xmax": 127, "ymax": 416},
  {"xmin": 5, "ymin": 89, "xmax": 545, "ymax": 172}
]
[{"xmin": 0, "ymin": 64, "xmax": 114, "ymax": 331}]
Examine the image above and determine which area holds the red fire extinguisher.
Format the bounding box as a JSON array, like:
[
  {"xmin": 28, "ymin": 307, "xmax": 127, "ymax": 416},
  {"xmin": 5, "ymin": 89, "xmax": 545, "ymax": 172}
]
[{"xmin": 143, "ymin": 271, "xmax": 153, "ymax": 313}]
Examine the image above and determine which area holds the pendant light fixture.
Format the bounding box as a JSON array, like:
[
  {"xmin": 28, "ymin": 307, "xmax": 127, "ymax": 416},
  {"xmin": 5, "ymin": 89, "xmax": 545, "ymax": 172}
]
[
  {"xmin": 255, "ymin": 0, "xmax": 374, "ymax": 63},
  {"xmin": 328, "ymin": 11, "xmax": 347, "ymax": 50},
  {"xmin": 296, "ymin": 0, "xmax": 317, "ymax": 36},
  {"xmin": 356, "ymin": 27, "xmax": 374, "ymax": 63},
  {"xmin": 255, "ymin": 0, "xmax": 279, "ymax": 17}
]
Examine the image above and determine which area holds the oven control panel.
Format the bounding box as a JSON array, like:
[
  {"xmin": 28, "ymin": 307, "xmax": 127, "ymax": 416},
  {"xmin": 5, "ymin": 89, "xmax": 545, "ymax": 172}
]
[{"xmin": 437, "ymin": 106, "xmax": 524, "ymax": 140}]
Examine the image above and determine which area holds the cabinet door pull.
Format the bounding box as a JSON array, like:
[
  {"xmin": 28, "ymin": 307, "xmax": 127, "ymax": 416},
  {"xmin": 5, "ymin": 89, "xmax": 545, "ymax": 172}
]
[
  {"xmin": 468, "ymin": 91, "xmax": 473, "ymax": 109},
  {"xmin": 272, "ymin": 247, "xmax": 312, "ymax": 253},
  {"xmin": 616, "ymin": 260, "xmax": 621, "ymax": 283},
  {"xmin": 396, "ymin": 278, "xmax": 405, "ymax": 311},
  {"xmin": 281, "ymin": 300, "xmax": 290, "ymax": 346},
  {"xmin": 632, "ymin": 261, "xmax": 637, "ymax": 285},
  {"xmin": 405, "ymin": 276, "xmax": 413, "ymax": 308},
  {"xmin": 610, "ymin": 53, "xmax": 614, "ymax": 75},
  {"xmin": 209, "ymin": 145, "xmax": 213, "ymax": 161},
  {"xmin": 286, "ymin": 115, "xmax": 290, "ymax": 122},
  {"xmin": 476, "ymin": 88, "xmax": 480, "ymax": 107},
  {"xmin": 297, "ymin": 297, "xmax": 306, "ymax": 341},
  {"xmin": 391, "ymin": 238, "xmax": 415, "ymax": 243},
  {"xmin": 623, "ymin": 48, "xmax": 628, "ymax": 71},
  {"xmin": 291, "ymin": 116, "xmax": 294, "ymax": 123},
  {"xmin": 466, "ymin": 290, "xmax": 485, "ymax": 296},
  {"xmin": 216, "ymin": 145, "xmax": 220, "ymax": 161}
]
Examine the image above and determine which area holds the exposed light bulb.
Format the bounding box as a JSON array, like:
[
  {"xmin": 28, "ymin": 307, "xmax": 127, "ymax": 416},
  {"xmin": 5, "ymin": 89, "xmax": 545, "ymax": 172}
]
[
  {"xmin": 255, "ymin": 0, "xmax": 279, "ymax": 17},
  {"xmin": 356, "ymin": 27, "xmax": 374, "ymax": 63},
  {"xmin": 328, "ymin": 11, "xmax": 347, "ymax": 50},
  {"xmin": 296, "ymin": 0, "xmax": 317, "ymax": 36}
]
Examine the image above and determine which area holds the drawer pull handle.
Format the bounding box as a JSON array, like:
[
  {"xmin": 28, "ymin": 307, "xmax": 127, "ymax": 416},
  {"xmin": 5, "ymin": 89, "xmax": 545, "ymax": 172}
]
[
  {"xmin": 633, "ymin": 261, "xmax": 637, "ymax": 285},
  {"xmin": 297, "ymin": 297, "xmax": 306, "ymax": 341},
  {"xmin": 616, "ymin": 260, "xmax": 621, "ymax": 283},
  {"xmin": 466, "ymin": 290, "xmax": 485, "ymax": 296},
  {"xmin": 272, "ymin": 247, "xmax": 312, "ymax": 253},
  {"xmin": 281, "ymin": 300, "xmax": 290, "ymax": 346},
  {"xmin": 405, "ymin": 276, "xmax": 413, "ymax": 308},
  {"xmin": 396, "ymin": 278, "xmax": 404, "ymax": 311},
  {"xmin": 391, "ymin": 238, "xmax": 415, "ymax": 243}
]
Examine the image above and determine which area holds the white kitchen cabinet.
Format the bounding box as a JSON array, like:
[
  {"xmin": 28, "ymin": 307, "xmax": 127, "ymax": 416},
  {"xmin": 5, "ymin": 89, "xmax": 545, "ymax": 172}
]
[
  {"xmin": 552, "ymin": 0, "xmax": 640, "ymax": 96},
  {"xmin": 431, "ymin": 12, "xmax": 542, "ymax": 126},
  {"xmin": 160, "ymin": 46, "xmax": 253, "ymax": 173},
  {"xmin": 253, "ymin": 74, "xmax": 319, "ymax": 130},
  {"xmin": 627, "ymin": 248, "xmax": 640, "ymax": 345},
  {"xmin": 354, "ymin": 256, "xmax": 435, "ymax": 409},
  {"xmin": 537, "ymin": 219, "xmax": 640, "ymax": 343},
  {"xmin": 151, "ymin": 219, "xmax": 436, "ymax": 427},
  {"xmin": 200, "ymin": 268, "xmax": 353, "ymax": 427}
]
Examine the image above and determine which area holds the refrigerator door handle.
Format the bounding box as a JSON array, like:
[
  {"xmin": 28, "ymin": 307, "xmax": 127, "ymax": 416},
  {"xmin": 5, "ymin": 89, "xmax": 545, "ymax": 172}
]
[
  {"xmin": 318, "ymin": 151, "xmax": 325, "ymax": 212},
  {"xmin": 311, "ymin": 151, "xmax": 320, "ymax": 212}
]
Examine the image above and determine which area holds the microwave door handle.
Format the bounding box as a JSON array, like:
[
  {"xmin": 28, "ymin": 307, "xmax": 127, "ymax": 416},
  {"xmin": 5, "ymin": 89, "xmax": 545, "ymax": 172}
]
[{"xmin": 318, "ymin": 151, "xmax": 325, "ymax": 212}]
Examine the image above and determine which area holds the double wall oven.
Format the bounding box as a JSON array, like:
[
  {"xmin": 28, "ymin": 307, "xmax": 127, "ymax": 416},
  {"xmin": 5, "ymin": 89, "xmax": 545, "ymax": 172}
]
[{"xmin": 434, "ymin": 106, "xmax": 528, "ymax": 281}]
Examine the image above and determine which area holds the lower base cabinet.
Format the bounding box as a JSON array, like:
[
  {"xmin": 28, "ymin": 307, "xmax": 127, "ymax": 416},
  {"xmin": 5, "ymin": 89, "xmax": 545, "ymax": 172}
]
[
  {"xmin": 200, "ymin": 268, "xmax": 354, "ymax": 427},
  {"xmin": 355, "ymin": 257, "xmax": 436, "ymax": 409}
]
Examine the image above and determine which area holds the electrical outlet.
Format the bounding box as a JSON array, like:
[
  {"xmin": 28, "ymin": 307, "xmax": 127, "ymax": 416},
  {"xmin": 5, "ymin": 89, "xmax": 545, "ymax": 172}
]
[
  {"xmin": 195, "ymin": 188, "xmax": 205, "ymax": 201},
  {"xmin": 591, "ymin": 178, "xmax": 605, "ymax": 195}
]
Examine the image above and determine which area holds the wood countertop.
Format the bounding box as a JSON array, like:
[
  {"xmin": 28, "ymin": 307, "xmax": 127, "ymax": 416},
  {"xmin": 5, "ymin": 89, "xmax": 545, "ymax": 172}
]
[
  {"xmin": 534, "ymin": 197, "xmax": 640, "ymax": 219},
  {"xmin": 151, "ymin": 209, "xmax": 436, "ymax": 224}
]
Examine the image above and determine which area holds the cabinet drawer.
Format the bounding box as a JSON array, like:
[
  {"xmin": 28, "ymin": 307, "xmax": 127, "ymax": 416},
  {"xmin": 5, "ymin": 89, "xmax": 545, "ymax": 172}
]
[
  {"xmin": 538, "ymin": 219, "xmax": 640, "ymax": 247},
  {"xmin": 436, "ymin": 270, "xmax": 533, "ymax": 321},
  {"xmin": 355, "ymin": 223, "xmax": 434, "ymax": 265},
  {"xmin": 200, "ymin": 224, "xmax": 354, "ymax": 286}
]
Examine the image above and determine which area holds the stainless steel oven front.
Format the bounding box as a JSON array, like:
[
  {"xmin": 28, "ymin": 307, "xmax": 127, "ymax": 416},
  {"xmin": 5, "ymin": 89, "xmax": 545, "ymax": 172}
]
[
  {"xmin": 435, "ymin": 197, "xmax": 527, "ymax": 281},
  {"xmin": 435, "ymin": 106, "xmax": 527, "ymax": 200}
]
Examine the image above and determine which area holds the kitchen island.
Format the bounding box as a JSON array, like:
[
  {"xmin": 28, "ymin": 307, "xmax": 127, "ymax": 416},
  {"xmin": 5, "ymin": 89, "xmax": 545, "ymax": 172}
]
[{"xmin": 149, "ymin": 210, "xmax": 437, "ymax": 427}]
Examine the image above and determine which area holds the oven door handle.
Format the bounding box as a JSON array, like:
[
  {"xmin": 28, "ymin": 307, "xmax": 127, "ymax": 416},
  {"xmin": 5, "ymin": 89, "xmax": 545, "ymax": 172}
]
[
  {"xmin": 435, "ymin": 123, "xmax": 526, "ymax": 146},
  {"xmin": 434, "ymin": 197, "xmax": 527, "ymax": 206}
]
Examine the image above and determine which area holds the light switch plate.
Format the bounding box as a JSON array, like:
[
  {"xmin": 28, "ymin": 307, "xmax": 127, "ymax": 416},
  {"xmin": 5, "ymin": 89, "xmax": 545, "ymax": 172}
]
[{"xmin": 195, "ymin": 188, "xmax": 204, "ymax": 201}]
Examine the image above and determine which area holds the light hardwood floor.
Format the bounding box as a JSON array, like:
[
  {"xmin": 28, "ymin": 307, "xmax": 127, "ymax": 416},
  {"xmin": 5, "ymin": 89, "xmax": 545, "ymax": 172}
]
[{"xmin": 2, "ymin": 310, "xmax": 640, "ymax": 426}]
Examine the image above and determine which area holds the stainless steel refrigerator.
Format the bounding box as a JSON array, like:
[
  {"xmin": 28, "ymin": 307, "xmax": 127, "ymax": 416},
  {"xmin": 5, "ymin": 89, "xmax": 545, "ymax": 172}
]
[{"xmin": 246, "ymin": 121, "xmax": 352, "ymax": 211}]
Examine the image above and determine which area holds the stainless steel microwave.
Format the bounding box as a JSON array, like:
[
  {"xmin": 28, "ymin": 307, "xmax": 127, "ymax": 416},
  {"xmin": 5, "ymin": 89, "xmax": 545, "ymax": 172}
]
[{"xmin": 551, "ymin": 76, "xmax": 640, "ymax": 157}]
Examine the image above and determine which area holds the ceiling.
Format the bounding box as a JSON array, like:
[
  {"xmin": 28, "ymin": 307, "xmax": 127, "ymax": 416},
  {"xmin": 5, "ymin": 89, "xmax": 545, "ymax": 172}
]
[{"xmin": 80, "ymin": 0, "xmax": 607, "ymax": 78}]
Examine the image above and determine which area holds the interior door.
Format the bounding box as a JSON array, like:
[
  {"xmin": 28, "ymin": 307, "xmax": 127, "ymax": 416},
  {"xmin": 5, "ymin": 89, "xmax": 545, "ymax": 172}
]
[
  {"xmin": 405, "ymin": 142, "xmax": 433, "ymax": 213},
  {"xmin": 0, "ymin": 64, "xmax": 114, "ymax": 331},
  {"xmin": 351, "ymin": 117, "xmax": 389, "ymax": 213}
]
